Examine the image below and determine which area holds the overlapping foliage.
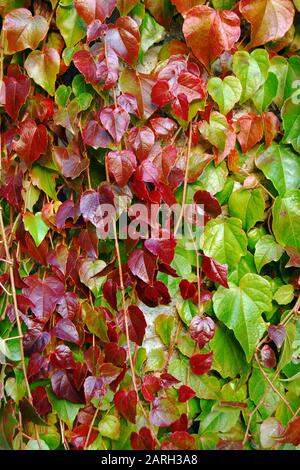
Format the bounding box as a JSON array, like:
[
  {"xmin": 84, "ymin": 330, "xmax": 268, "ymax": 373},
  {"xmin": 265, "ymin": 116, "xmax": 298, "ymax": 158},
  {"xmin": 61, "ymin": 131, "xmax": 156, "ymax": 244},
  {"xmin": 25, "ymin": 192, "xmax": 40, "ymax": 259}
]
[{"xmin": 0, "ymin": 0, "xmax": 300, "ymax": 451}]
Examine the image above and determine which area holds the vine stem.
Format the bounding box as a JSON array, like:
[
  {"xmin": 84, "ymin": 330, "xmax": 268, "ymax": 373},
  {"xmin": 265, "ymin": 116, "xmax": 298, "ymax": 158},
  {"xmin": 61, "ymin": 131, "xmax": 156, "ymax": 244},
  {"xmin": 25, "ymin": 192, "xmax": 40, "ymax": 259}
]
[{"xmin": 174, "ymin": 124, "xmax": 193, "ymax": 237}]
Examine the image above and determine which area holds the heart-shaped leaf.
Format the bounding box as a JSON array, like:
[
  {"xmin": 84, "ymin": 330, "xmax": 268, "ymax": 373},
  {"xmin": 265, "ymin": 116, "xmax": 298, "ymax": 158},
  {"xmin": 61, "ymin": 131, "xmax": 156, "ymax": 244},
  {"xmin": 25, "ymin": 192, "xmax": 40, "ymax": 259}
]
[
  {"xmin": 23, "ymin": 212, "xmax": 49, "ymax": 247},
  {"xmin": 183, "ymin": 5, "xmax": 240, "ymax": 69},
  {"xmin": 208, "ymin": 76, "xmax": 242, "ymax": 115},
  {"xmin": 3, "ymin": 8, "xmax": 49, "ymax": 54},
  {"xmin": 25, "ymin": 48, "xmax": 60, "ymax": 96},
  {"xmin": 74, "ymin": 0, "xmax": 117, "ymax": 24}
]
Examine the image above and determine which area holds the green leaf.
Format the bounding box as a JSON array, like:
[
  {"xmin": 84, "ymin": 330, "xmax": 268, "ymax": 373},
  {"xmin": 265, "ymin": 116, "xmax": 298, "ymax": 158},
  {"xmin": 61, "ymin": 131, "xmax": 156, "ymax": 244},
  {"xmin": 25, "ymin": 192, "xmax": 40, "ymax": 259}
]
[
  {"xmin": 30, "ymin": 164, "xmax": 58, "ymax": 201},
  {"xmin": 211, "ymin": 324, "xmax": 248, "ymax": 379},
  {"xmin": 199, "ymin": 404, "xmax": 240, "ymax": 434},
  {"xmin": 177, "ymin": 299, "xmax": 198, "ymax": 325},
  {"xmin": 256, "ymin": 143, "xmax": 300, "ymax": 196},
  {"xmin": 228, "ymin": 188, "xmax": 265, "ymax": 232},
  {"xmin": 196, "ymin": 161, "xmax": 228, "ymax": 195},
  {"xmin": 99, "ymin": 415, "xmax": 120, "ymax": 440},
  {"xmin": 24, "ymin": 48, "xmax": 60, "ymax": 96},
  {"xmin": 200, "ymin": 112, "xmax": 228, "ymax": 151},
  {"xmin": 23, "ymin": 212, "xmax": 49, "ymax": 247},
  {"xmin": 282, "ymin": 98, "xmax": 300, "ymax": 154},
  {"xmin": 139, "ymin": 12, "xmax": 165, "ymax": 62},
  {"xmin": 269, "ymin": 56, "xmax": 289, "ymax": 107},
  {"xmin": 207, "ymin": 76, "xmax": 242, "ymax": 115},
  {"xmin": 0, "ymin": 337, "xmax": 21, "ymax": 362},
  {"xmin": 47, "ymin": 389, "xmax": 83, "ymax": 429},
  {"xmin": 233, "ymin": 49, "xmax": 269, "ymax": 103},
  {"xmin": 252, "ymin": 72, "xmax": 278, "ymax": 114},
  {"xmin": 213, "ymin": 274, "xmax": 272, "ymax": 361},
  {"xmin": 278, "ymin": 323, "xmax": 296, "ymax": 370},
  {"xmin": 200, "ymin": 217, "xmax": 248, "ymax": 271},
  {"xmin": 272, "ymin": 190, "xmax": 300, "ymax": 251},
  {"xmin": 249, "ymin": 368, "xmax": 283, "ymax": 417},
  {"xmin": 56, "ymin": 2, "xmax": 86, "ymax": 47},
  {"xmin": 75, "ymin": 92, "xmax": 93, "ymax": 111},
  {"xmin": 273, "ymin": 285, "xmax": 294, "ymax": 305},
  {"xmin": 211, "ymin": 0, "xmax": 235, "ymax": 9},
  {"xmin": 254, "ymin": 235, "xmax": 284, "ymax": 273},
  {"xmin": 145, "ymin": 348, "xmax": 166, "ymax": 371},
  {"xmin": 25, "ymin": 439, "xmax": 49, "ymax": 450},
  {"xmin": 155, "ymin": 314, "xmax": 175, "ymax": 347},
  {"xmin": 55, "ymin": 84, "xmax": 72, "ymax": 107}
]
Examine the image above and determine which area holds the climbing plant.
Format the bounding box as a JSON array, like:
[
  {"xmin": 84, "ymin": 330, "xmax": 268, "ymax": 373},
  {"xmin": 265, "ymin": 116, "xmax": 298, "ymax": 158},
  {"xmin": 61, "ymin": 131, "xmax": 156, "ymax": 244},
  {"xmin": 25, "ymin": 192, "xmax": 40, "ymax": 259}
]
[{"xmin": 0, "ymin": 0, "xmax": 300, "ymax": 451}]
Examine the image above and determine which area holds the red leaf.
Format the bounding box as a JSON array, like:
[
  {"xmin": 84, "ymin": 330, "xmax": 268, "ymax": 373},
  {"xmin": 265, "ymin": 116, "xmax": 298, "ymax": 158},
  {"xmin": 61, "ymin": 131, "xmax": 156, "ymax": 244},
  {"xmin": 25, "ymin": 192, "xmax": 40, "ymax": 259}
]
[
  {"xmin": 237, "ymin": 113, "xmax": 264, "ymax": 153},
  {"xmin": 189, "ymin": 316, "xmax": 215, "ymax": 349},
  {"xmin": 22, "ymin": 276, "xmax": 65, "ymax": 322},
  {"xmin": 71, "ymin": 425, "xmax": 98, "ymax": 450},
  {"xmin": 141, "ymin": 375, "xmax": 162, "ymax": 402},
  {"xmin": 268, "ymin": 324, "xmax": 286, "ymax": 349},
  {"xmin": 57, "ymin": 292, "xmax": 81, "ymax": 320},
  {"xmin": 4, "ymin": 65, "xmax": 30, "ymax": 120},
  {"xmin": 263, "ymin": 112, "xmax": 280, "ymax": 149},
  {"xmin": 12, "ymin": 118, "xmax": 48, "ymax": 166},
  {"xmin": 104, "ymin": 343, "xmax": 126, "ymax": 367},
  {"xmin": 130, "ymin": 427, "xmax": 156, "ymax": 450},
  {"xmin": 0, "ymin": 170, "xmax": 23, "ymax": 210},
  {"xmin": 52, "ymin": 319, "xmax": 80, "ymax": 345},
  {"xmin": 202, "ymin": 255, "xmax": 229, "ymax": 288},
  {"xmin": 178, "ymin": 385, "xmax": 196, "ymax": 403},
  {"xmin": 128, "ymin": 126, "xmax": 155, "ymax": 162},
  {"xmin": 114, "ymin": 390, "xmax": 137, "ymax": 423},
  {"xmin": 279, "ymin": 417, "xmax": 300, "ymax": 446},
  {"xmin": 128, "ymin": 249, "xmax": 157, "ymax": 285},
  {"xmin": 83, "ymin": 376, "xmax": 106, "ymax": 403},
  {"xmin": 120, "ymin": 304, "xmax": 147, "ymax": 346},
  {"xmin": 150, "ymin": 397, "xmax": 180, "ymax": 427},
  {"xmin": 50, "ymin": 345, "xmax": 76, "ymax": 370},
  {"xmin": 171, "ymin": 413, "xmax": 188, "ymax": 432},
  {"xmin": 189, "ymin": 352, "xmax": 213, "ymax": 375},
  {"xmin": 239, "ymin": 0, "xmax": 295, "ymax": 48},
  {"xmin": 150, "ymin": 118, "xmax": 178, "ymax": 140},
  {"xmin": 194, "ymin": 190, "xmax": 222, "ymax": 219},
  {"xmin": 107, "ymin": 150, "xmax": 137, "ymax": 187},
  {"xmin": 83, "ymin": 120, "xmax": 113, "ymax": 149},
  {"xmin": 51, "ymin": 370, "xmax": 83, "ymax": 403},
  {"xmin": 32, "ymin": 386, "xmax": 51, "ymax": 416},
  {"xmin": 54, "ymin": 144, "xmax": 89, "ymax": 179},
  {"xmin": 183, "ymin": 6, "xmax": 240, "ymax": 69},
  {"xmin": 105, "ymin": 16, "xmax": 140, "ymax": 65},
  {"xmin": 100, "ymin": 107, "xmax": 130, "ymax": 144},
  {"xmin": 74, "ymin": 0, "xmax": 117, "ymax": 24},
  {"xmin": 144, "ymin": 235, "xmax": 176, "ymax": 265},
  {"xmin": 260, "ymin": 345, "xmax": 277, "ymax": 368},
  {"xmin": 179, "ymin": 279, "xmax": 197, "ymax": 300},
  {"xmin": 161, "ymin": 431, "xmax": 196, "ymax": 450}
]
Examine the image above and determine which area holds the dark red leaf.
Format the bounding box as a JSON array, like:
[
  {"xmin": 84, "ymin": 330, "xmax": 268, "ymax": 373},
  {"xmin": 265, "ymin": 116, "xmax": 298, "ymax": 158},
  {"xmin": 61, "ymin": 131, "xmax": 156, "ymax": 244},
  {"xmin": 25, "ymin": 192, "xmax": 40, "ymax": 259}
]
[
  {"xmin": 31, "ymin": 386, "xmax": 51, "ymax": 416},
  {"xmin": 114, "ymin": 390, "xmax": 137, "ymax": 423},
  {"xmin": 82, "ymin": 120, "xmax": 113, "ymax": 149},
  {"xmin": 171, "ymin": 413, "xmax": 188, "ymax": 432},
  {"xmin": 150, "ymin": 118, "xmax": 178, "ymax": 140},
  {"xmin": 83, "ymin": 376, "xmax": 106, "ymax": 403},
  {"xmin": 260, "ymin": 345, "xmax": 277, "ymax": 369},
  {"xmin": 194, "ymin": 190, "xmax": 222, "ymax": 219},
  {"xmin": 22, "ymin": 276, "xmax": 65, "ymax": 322},
  {"xmin": 4, "ymin": 65, "xmax": 30, "ymax": 120},
  {"xmin": 106, "ymin": 150, "xmax": 137, "ymax": 187},
  {"xmin": 52, "ymin": 319, "xmax": 80, "ymax": 345},
  {"xmin": 202, "ymin": 255, "xmax": 229, "ymax": 288},
  {"xmin": 13, "ymin": 118, "xmax": 48, "ymax": 166},
  {"xmin": 128, "ymin": 249, "xmax": 157, "ymax": 285},
  {"xmin": 71, "ymin": 425, "xmax": 98, "ymax": 449},
  {"xmin": 178, "ymin": 385, "xmax": 196, "ymax": 403},
  {"xmin": 128, "ymin": 126, "xmax": 155, "ymax": 162},
  {"xmin": 130, "ymin": 427, "xmax": 156, "ymax": 450},
  {"xmin": 189, "ymin": 352, "xmax": 213, "ymax": 375},
  {"xmin": 105, "ymin": 16, "xmax": 140, "ymax": 65},
  {"xmin": 279, "ymin": 417, "xmax": 300, "ymax": 446},
  {"xmin": 51, "ymin": 370, "xmax": 83, "ymax": 403},
  {"xmin": 50, "ymin": 345, "xmax": 76, "ymax": 370},
  {"xmin": 189, "ymin": 316, "xmax": 215, "ymax": 349},
  {"xmin": 141, "ymin": 375, "xmax": 162, "ymax": 402},
  {"xmin": 161, "ymin": 431, "xmax": 196, "ymax": 450},
  {"xmin": 179, "ymin": 279, "xmax": 197, "ymax": 300},
  {"xmin": 268, "ymin": 324, "xmax": 286, "ymax": 349}
]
